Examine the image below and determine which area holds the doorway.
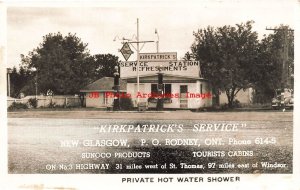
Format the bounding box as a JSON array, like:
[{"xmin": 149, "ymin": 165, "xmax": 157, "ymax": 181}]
[{"xmin": 180, "ymin": 85, "xmax": 188, "ymax": 108}]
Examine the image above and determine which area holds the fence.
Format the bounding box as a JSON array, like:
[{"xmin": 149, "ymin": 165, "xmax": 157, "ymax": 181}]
[{"xmin": 7, "ymin": 95, "xmax": 82, "ymax": 108}]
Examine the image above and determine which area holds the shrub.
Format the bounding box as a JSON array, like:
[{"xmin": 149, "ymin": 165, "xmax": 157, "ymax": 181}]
[
  {"xmin": 8, "ymin": 102, "xmax": 28, "ymax": 111},
  {"xmin": 47, "ymin": 101, "xmax": 56, "ymax": 108},
  {"xmin": 120, "ymin": 97, "xmax": 134, "ymax": 110},
  {"xmin": 148, "ymin": 97, "xmax": 156, "ymax": 103},
  {"xmin": 28, "ymin": 98, "xmax": 38, "ymax": 108},
  {"xmin": 233, "ymin": 99, "xmax": 241, "ymax": 108}
]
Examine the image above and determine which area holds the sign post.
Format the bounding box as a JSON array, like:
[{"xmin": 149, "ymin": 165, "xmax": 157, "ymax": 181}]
[
  {"xmin": 116, "ymin": 18, "xmax": 154, "ymax": 108},
  {"xmin": 156, "ymin": 66, "xmax": 164, "ymax": 111},
  {"xmin": 136, "ymin": 18, "xmax": 140, "ymax": 107}
]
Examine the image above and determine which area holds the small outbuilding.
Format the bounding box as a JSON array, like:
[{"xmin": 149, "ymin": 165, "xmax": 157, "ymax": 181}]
[{"xmin": 80, "ymin": 77, "xmax": 126, "ymax": 108}]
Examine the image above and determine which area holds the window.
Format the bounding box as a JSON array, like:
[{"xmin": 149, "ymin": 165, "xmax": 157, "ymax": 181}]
[
  {"xmin": 200, "ymin": 84, "xmax": 203, "ymax": 94},
  {"xmin": 151, "ymin": 84, "xmax": 171, "ymax": 94},
  {"xmin": 165, "ymin": 84, "xmax": 171, "ymax": 94},
  {"xmin": 151, "ymin": 84, "xmax": 158, "ymax": 94}
]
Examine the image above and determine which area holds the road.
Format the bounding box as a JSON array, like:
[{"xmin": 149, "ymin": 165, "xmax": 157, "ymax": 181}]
[
  {"xmin": 8, "ymin": 111, "xmax": 293, "ymax": 174},
  {"xmin": 8, "ymin": 110, "xmax": 293, "ymax": 121}
]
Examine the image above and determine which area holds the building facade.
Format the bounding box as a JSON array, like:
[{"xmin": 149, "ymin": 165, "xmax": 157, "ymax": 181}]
[
  {"xmin": 80, "ymin": 56, "xmax": 214, "ymax": 109},
  {"xmin": 120, "ymin": 59, "xmax": 212, "ymax": 109}
]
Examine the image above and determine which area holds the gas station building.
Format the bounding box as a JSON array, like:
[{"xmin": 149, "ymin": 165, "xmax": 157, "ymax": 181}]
[
  {"xmin": 81, "ymin": 52, "xmax": 213, "ymax": 110},
  {"xmin": 120, "ymin": 57, "xmax": 213, "ymax": 109}
]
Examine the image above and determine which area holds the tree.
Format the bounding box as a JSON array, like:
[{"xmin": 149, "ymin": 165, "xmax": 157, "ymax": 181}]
[
  {"xmin": 9, "ymin": 66, "xmax": 31, "ymax": 98},
  {"xmin": 21, "ymin": 32, "xmax": 93, "ymax": 95},
  {"xmin": 183, "ymin": 51, "xmax": 194, "ymax": 61},
  {"xmin": 92, "ymin": 54, "xmax": 119, "ymax": 80},
  {"xmin": 20, "ymin": 32, "xmax": 121, "ymax": 96},
  {"xmin": 252, "ymin": 25, "xmax": 294, "ymax": 103},
  {"xmin": 191, "ymin": 21, "xmax": 259, "ymax": 107}
]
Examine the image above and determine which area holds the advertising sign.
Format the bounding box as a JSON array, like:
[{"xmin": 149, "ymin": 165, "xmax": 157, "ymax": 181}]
[
  {"xmin": 120, "ymin": 60, "xmax": 200, "ymax": 78},
  {"xmin": 120, "ymin": 42, "xmax": 134, "ymax": 61},
  {"xmin": 139, "ymin": 52, "xmax": 177, "ymax": 62}
]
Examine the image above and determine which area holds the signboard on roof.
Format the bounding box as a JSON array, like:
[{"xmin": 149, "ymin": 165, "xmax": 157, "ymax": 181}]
[
  {"xmin": 120, "ymin": 60, "xmax": 200, "ymax": 78},
  {"xmin": 139, "ymin": 52, "xmax": 177, "ymax": 62}
]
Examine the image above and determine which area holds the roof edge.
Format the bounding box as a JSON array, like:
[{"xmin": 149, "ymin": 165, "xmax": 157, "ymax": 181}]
[{"xmin": 121, "ymin": 73, "xmax": 206, "ymax": 80}]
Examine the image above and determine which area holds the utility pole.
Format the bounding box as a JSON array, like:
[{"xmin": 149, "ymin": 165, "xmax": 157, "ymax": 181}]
[
  {"xmin": 7, "ymin": 68, "xmax": 12, "ymax": 97},
  {"xmin": 113, "ymin": 66, "xmax": 120, "ymax": 111},
  {"xmin": 266, "ymin": 27, "xmax": 294, "ymax": 89},
  {"xmin": 155, "ymin": 28, "xmax": 159, "ymax": 53},
  {"xmin": 156, "ymin": 65, "xmax": 164, "ymax": 111},
  {"xmin": 136, "ymin": 18, "xmax": 140, "ymax": 106},
  {"xmin": 115, "ymin": 18, "xmax": 154, "ymax": 108}
]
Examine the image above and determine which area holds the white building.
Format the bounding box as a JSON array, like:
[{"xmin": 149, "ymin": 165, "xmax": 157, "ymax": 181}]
[
  {"xmin": 120, "ymin": 59, "xmax": 212, "ymax": 109},
  {"xmin": 80, "ymin": 77, "xmax": 126, "ymax": 108}
]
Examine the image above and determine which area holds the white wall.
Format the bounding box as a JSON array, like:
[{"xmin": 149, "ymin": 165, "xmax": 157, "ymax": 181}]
[
  {"xmin": 219, "ymin": 88, "xmax": 253, "ymax": 105},
  {"xmin": 126, "ymin": 83, "xmax": 148, "ymax": 107},
  {"xmin": 196, "ymin": 80, "xmax": 213, "ymax": 108},
  {"xmin": 85, "ymin": 92, "xmax": 114, "ymax": 108},
  {"xmin": 7, "ymin": 95, "xmax": 81, "ymax": 108},
  {"xmin": 127, "ymin": 81, "xmax": 212, "ymax": 109}
]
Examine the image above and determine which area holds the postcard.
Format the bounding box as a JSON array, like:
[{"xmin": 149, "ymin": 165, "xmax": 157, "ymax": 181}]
[{"xmin": 1, "ymin": 0, "xmax": 299, "ymax": 189}]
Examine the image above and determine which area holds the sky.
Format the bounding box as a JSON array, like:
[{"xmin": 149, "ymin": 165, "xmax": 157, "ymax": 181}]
[{"xmin": 5, "ymin": 0, "xmax": 297, "ymax": 68}]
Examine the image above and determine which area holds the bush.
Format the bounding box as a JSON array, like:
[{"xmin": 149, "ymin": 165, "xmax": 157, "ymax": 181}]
[
  {"xmin": 8, "ymin": 102, "xmax": 28, "ymax": 111},
  {"xmin": 120, "ymin": 97, "xmax": 134, "ymax": 110},
  {"xmin": 47, "ymin": 101, "xmax": 56, "ymax": 108},
  {"xmin": 28, "ymin": 98, "xmax": 38, "ymax": 108},
  {"xmin": 233, "ymin": 99, "xmax": 241, "ymax": 108}
]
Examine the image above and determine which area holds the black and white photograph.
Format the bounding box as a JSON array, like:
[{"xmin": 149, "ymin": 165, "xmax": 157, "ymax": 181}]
[{"xmin": 0, "ymin": 0, "xmax": 299, "ymax": 189}]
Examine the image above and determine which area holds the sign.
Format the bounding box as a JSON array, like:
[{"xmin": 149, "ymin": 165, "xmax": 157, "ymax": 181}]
[
  {"xmin": 119, "ymin": 42, "xmax": 134, "ymax": 61},
  {"xmin": 120, "ymin": 60, "xmax": 200, "ymax": 78},
  {"xmin": 139, "ymin": 52, "xmax": 177, "ymax": 62}
]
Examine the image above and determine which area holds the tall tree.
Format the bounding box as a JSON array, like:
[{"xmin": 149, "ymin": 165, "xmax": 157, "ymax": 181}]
[
  {"xmin": 21, "ymin": 32, "xmax": 93, "ymax": 95},
  {"xmin": 252, "ymin": 25, "xmax": 294, "ymax": 103},
  {"xmin": 9, "ymin": 66, "xmax": 31, "ymax": 98},
  {"xmin": 191, "ymin": 21, "xmax": 259, "ymax": 107}
]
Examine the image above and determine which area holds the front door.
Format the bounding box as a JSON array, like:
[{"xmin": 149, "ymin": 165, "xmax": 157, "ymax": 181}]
[{"xmin": 180, "ymin": 85, "xmax": 188, "ymax": 108}]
